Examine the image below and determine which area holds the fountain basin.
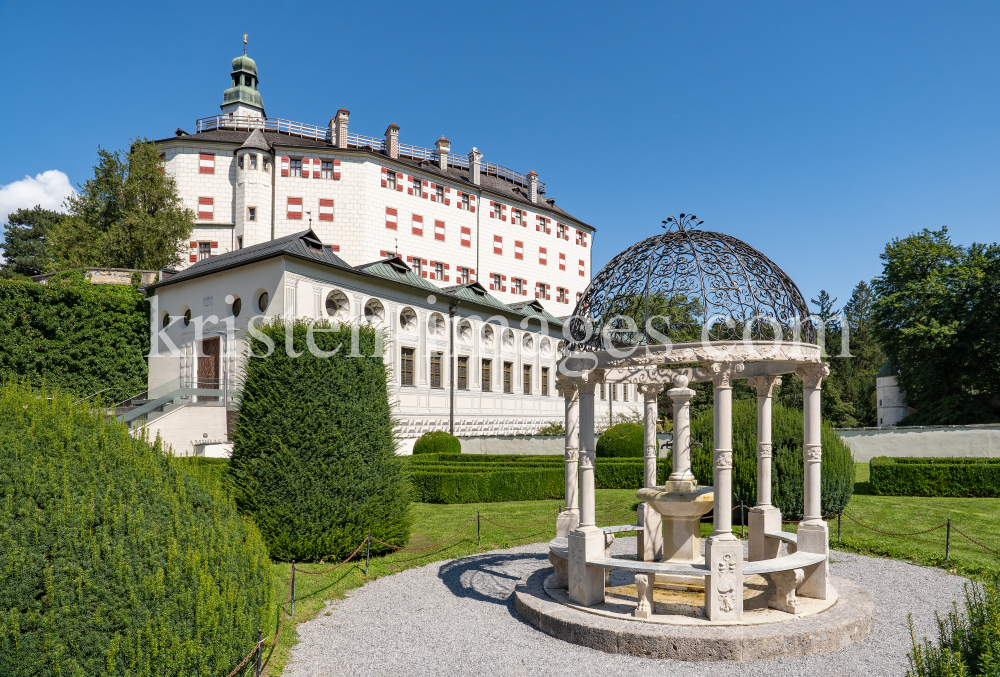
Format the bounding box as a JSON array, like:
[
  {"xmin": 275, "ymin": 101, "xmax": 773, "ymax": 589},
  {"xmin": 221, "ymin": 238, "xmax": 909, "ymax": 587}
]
[{"xmin": 638, "ymin": 485, "xmax": 715, "ymax": 518}]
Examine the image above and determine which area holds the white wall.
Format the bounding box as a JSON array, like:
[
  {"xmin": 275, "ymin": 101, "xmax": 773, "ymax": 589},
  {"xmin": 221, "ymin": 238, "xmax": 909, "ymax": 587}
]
[{"xmin": 837, "ymin": 425, "xmax": 1000, "ymax": 462}]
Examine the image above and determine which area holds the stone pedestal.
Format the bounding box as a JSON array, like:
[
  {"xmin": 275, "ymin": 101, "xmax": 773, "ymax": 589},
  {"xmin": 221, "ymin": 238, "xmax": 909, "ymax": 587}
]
[
  {"xmin": 705, "ymin": 538, "xmax": 744, "ymax": 621},
  {"xmin": 797, "ymin": 521, "xmax": 830, "ymax": 599},
  {"xmin": 568, "ymin": 527, "xmax": 606, "ymax": 606},
  {"xmin": 637, "ymin": 484, "xmax": 714, "ymax": 589},
  {"xmin": 748, "ymin": 506, "xmax": 782, "ymax": 561},
  {"xmin": 556, "ymin": 510, "xmax": 580, "ymax": 538},
  {"xmin": 637, "ymin": 503, "xmax": 663, "ymax": 562}
]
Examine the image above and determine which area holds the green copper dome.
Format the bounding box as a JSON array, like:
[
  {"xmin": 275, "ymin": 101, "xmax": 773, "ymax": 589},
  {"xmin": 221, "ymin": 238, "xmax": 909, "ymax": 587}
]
[{"xmin": 222, "ymin": 53, "xmax": 264, "ymax": 113}]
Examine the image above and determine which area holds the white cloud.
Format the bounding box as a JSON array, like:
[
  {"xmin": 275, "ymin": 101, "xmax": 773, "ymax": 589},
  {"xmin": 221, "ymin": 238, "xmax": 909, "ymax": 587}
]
[{"xmin": 0, "ymin": 170, "xmax": 76, "ymax": 225}]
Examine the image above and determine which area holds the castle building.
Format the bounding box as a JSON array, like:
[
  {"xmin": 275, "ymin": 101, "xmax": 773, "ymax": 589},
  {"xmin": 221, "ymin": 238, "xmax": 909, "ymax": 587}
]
[
  {"xmin": 155, "ymin": 49, "xmax": 595, "ymax": 310},
  {"xmin": 138, "ymin": 48, "xmax": 639, "ymax": 456}
]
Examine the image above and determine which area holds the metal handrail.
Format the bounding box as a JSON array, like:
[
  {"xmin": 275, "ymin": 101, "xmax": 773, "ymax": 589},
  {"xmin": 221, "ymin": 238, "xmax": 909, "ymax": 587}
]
[
  {"xmin": 74, "ymin": 386, "xmax": 127, "ymax": 404},
  {"xmin": 193, "ymin": 115, "xmax": 546, "ymax": 191}
]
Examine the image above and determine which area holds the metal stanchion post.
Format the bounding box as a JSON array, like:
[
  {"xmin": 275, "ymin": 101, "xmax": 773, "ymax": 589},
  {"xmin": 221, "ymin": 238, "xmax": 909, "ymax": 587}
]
[
  {"xmin": 946, "ymin": 519, "xmax": 951, "ymax": 562},
  {"xmin": 478, "ymin": 511, "xmax": 481, "ymax": 548},
  {"xmin": 290, "ymin": 562, "xmax": 295, "ymax": 617},
  {"xmin": 255, "ymin": 629, "xmax": 262, "ymax": 677},
  {"xmin": 366, "ymin": 532, "xmax": 371, "ymax": 576}
]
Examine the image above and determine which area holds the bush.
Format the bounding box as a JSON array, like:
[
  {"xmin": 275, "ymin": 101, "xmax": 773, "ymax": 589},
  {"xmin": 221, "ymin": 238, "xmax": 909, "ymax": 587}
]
[
  {"xmin": 688, "ymin": 398, "xmax": 855, "ymax": 519},
  {"xmin": 596, "ymin": 422, "xmax": 645, "ymax": 458},
  {"xmin": 413, "ymin": 430, "xmax": 461, "ymax": 455},
  {"xmin": 0, "ymin": 274, "xmax": 148, "ymax": 398},
  {"xmin": 404, "ymin": 453, "xmax": 671, "ymax": 503},
  {"xmin": 870, "ymin": 457, "xmax": 1000, "ymax": 497},
  {"xmin": 908, "ymin": 579, "xmax": 1000, "ymax": 677},
  {"xmin": 227, "ymin": 319, "xmax": 411, "ymax": 561},
  {"xmin": 0, "ymin": 381, "xmax": 271, "ymax": 676}
]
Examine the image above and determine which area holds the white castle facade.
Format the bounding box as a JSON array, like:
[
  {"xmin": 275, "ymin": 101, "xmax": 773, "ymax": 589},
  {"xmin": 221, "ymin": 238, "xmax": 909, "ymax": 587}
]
[{"xmin": 140, "ymin": 50, "xmax": 641, "ymax": 455}]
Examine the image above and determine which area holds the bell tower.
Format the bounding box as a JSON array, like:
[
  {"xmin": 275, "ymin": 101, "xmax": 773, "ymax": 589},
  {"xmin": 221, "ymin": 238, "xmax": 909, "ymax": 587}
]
[{"xmin": 221, "ymin": 34, "xmax": 265, "ymax": 119}]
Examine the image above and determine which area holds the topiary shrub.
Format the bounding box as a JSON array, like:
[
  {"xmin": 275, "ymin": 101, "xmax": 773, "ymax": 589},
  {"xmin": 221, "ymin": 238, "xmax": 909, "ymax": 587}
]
[
  {"xmin": 596, "ymin": 422, "xmax": 645, "ymax": 458},
  {"xmin": 870, "ymin": 457, "xmax": 1000, "ymax": 497},
  {"xmin": 227, "ymin": 319, "xmax": 411, "ymax": 561},
  {"xmin": 687, "ymin": 398, "xmax": 855, "ymax": 519},
  {"xmin": 0, "ymin": 381, "xmax": 271, "ymax": 676},
  {"xmin": 413, "ymin": 430, "xmax": 461, "ymax": 455}
]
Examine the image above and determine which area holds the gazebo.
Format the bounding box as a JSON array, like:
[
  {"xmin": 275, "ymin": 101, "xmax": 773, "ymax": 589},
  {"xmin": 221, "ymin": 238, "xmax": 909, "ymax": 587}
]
[{"xmin": 550, "ymin": 217, "xmax": 832, "ymax": 622}]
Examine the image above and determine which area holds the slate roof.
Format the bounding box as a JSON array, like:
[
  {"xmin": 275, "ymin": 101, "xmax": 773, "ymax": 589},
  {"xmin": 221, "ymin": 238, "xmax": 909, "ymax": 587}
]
[
  {"xmin": 146, "ymin": 229, "xmax": 349, "ymax": 289},
  {"xmin": 156, "ymin": 129, "xmax": 589, "ymax": 226},
  {"xmin": 146, "ymin": 232, "xmax": 562, "ymax": 325},
  {"xmin": 876, "ymin": 360, "xmax": 900, "ymax": 379},
  {"xmin": 239, "ymin": 128, "xmax": 270, "ymax": 152}
]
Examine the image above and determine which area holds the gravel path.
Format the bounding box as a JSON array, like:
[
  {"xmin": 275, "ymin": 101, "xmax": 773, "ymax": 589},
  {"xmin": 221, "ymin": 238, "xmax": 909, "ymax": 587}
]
[{"xmin": 285, "ymin": 537, "xmax": 968, "ymax": 677}]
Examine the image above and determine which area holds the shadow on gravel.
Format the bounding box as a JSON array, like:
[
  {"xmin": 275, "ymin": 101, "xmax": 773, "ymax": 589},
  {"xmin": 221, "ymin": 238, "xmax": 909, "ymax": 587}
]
[{"xmin": 437, "ymin": 551, "xmax": 549, "ymax": 613}]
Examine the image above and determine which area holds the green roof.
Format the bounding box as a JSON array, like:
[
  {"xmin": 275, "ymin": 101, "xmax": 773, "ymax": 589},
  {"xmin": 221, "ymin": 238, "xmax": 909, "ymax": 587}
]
[{"xmin": 357, "ymin": 258, "xmax": 440, "ymax": 292}]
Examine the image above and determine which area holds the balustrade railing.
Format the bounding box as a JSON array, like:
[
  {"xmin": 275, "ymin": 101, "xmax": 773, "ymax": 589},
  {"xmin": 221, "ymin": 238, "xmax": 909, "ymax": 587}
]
[{"xmin": 193, "ymin": 115, "xmax": 545, "ymax": 191}]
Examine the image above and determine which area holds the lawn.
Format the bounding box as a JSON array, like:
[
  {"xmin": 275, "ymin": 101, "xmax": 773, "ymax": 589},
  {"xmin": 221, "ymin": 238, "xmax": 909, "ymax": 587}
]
[{"xmin": 178, "ymin": 459, "xmax": 1000, "ymax": 676}]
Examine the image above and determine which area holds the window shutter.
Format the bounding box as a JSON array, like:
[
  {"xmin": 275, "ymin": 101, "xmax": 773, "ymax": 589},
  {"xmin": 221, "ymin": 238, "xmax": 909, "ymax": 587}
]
[
  {"xmin": 396, "ymin": 172, "xmax": 404, "ymax": 191},
  {"xmin": 445, "ymin": 186, "xmax": 451, "ymax": 206},
  {"xmin": 333, "ymin": 159, "xmax": 341, "ymax": 180},
  {"xmin": 412, "ymin": 214, "xmax": 423, "ymax": 236},
  {"xmin": 470, "ymin": 195, "xmax": 476, "ymax": 213},
  {"xmin": 199, "ymin": 153, "xmax": 215, "ymax": 175},
  {"xmin": 197, "ymin": 196, "xmax": 214, "ymax": 220},
  {"xmin": 434, "ymin": 220, "xmax": 445, "ymax": 241},
  {"xmin": 430, "ymin": 183, "xmax": 437, "ymax": 202},
  {"xmin": 381, "ymin": 167, "xmax": 388, "ymax": 187},
  {"xmin": 514, "ymin": 241, "xmax": 523, "ymax": 260},
  {"xmin": 287, "ymin": 197, "xmax": 303, "ymax": 220},
  {"xmin": 422, "ymin": 179, "xmax": 429, "ymax": 198},
  {"xmin": 319, "ymin": 199, "xmax": 334, "ymax": 221},
  {"xmin": 385, "ymin": 207, "xmax": 398, "ymax": 229},
  {"xmin": 461, "ymin": 226, "xmax": 471, "ymax": 247},
  {"xmin": 301, "ymin": 158, "xmax": 310, "ymax": 178},
  {"xmin": 313, "ymin": 159, "xmax": 322, "ymax": 179},
  {"xmin": 281, "ymin": 156, "xmax": 289, "ymax": 177},
  {"xmin": 189, "ymin": 254, "xmax": 197, "ymax": 262},
  {"xmin": 407, "ymin": 175, "xmax": 414, "ymax": 195},
  {"xmin": 579, "ymin": 259, "xmax": 585, "ymax": 276},
  {"xmin": 189, "ymin": 241, "xmax": 198, "ymax": 248}
]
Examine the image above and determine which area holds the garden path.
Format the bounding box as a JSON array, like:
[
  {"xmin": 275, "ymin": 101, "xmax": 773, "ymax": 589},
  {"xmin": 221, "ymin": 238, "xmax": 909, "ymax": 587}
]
[{"xmin": 285, "ymin": 537, "xmax": 966, "ymax": 677}]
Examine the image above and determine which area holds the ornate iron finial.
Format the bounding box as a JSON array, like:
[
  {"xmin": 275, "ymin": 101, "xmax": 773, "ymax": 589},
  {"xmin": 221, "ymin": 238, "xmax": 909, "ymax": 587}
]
[
  {"xmin": 243, "ymin": 32, "xmax": 248, "ymax": 54},
  {"xmin": 662, "ymin": 213, "xmax": 704, "ymax": 231}
]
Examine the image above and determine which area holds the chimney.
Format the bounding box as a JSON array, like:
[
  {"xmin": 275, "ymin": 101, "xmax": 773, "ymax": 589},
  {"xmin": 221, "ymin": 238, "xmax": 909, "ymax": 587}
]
[
  {"xmin": 527, "ymin": 171, "xmax": 538, "ymax": 204},
  {"xmin": 385, "ymin": 124, "xmax": 399, "ymax": 159},
  {"xmin": 333, "ymin": 108, "xmax": 350, "ymax": 148},
  {"xmin": 468, "ymin": 147, "xmax": 482, "ymax": 186},
  {"xmin": 435, "ymin": 137, "xmax": 450, "ymax": 171}
]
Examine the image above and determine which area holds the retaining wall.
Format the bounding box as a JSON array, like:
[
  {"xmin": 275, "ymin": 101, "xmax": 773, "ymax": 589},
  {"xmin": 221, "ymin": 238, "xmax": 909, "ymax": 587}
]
[{"xmin": 836, "ymin": 425, "xmax": 1000, "ymax": 462}]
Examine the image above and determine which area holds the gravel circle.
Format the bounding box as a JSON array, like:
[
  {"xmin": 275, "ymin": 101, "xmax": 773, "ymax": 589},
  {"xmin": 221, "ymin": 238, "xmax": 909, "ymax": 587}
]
[{"xmin": 285, "ymin": 536, "xmax": 967, "ymax": 677}]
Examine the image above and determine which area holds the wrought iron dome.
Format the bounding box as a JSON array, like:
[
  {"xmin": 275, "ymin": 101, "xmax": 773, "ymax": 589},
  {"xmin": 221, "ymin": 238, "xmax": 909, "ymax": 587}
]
[{"xmin": 569, "ymin": 215, "xmax": 814, "ymax": 351}]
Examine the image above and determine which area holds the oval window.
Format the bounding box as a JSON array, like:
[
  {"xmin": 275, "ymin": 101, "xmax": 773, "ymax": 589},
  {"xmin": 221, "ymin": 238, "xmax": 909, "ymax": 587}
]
[
  {"xmin": 258, "ymin": 292, "xmax": 269, "ymax": 313},
  {"xmin": 232, "ymin": 297, "xmax": 242, "ymax": 317},
  {"xmin": 183, "ymin": 309, "xmax": 192, "ymax": 327},
  {"xmin": 162, "ymin": 313, "xmax": 170, "ymax": 329}
]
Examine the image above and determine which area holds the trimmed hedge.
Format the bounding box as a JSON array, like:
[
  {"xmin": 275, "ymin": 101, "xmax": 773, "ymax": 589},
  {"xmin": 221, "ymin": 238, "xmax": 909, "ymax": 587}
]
[
  {"xmin": 688, "ymin": 398, "xmax": 855, "ymax": 519},
  {"xmin": 596, "ymin": 422, "xmax": 645, "ymax": 458},
  {"xmin": 405, "ymin": 454, "xmax": 674, "ymax": 503},
  {"xmin": 870, "ymin": 457, "xmax": 1000, "ymax": 497},
  {"xmin": 0, "ymin": 382, "xmax": 272, "ymax": 676},
  {"xmin": 227, "ymin": 319, "xmax": 411, "ymax": 561},
  {"xmin": 413, "ymin": 430, "xmax": 461, "ymax": 455},
  {"xmin": 0, "ymin": 273, "xmax": 149, "ymax": 398}
]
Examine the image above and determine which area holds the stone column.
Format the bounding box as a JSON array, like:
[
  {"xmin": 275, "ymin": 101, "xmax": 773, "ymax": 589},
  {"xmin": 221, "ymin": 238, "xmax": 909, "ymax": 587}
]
[
  {"xmin": 747, "ymin": 375, "xmax": 783, "ymax": 561},
  {"xmin": 556, "ymin": 380, "xmax": 580, "ymax": 538},
  {"xmin": 667, "ymin": 375, "xmax": 697, "ymax": 486},
  {"xmin": 568, "ymin": 375, "xmax": 605, "ymax": 606},
  {"xmin": 797, "ymin": 362, "xmax": 831, "ymax": 599},
  {"xmin": 705, "ymin": 361, "xmax": 744, "ymax": 621},
  {"xmin": 637, "ymin": 382, "xmax": 664, "ymax": 561}
]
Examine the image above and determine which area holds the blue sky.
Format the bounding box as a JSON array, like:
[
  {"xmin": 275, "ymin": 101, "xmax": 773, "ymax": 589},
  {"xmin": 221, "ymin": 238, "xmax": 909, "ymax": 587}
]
[{"xmin": 1, "ymin": 1, "xmax": 997, "ymax": 309}]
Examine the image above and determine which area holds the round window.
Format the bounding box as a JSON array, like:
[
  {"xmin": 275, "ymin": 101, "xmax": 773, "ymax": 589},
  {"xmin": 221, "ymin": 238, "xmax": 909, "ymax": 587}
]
[
  {"xmin": 482, "ymin": 324, "xmax": 495, "ymax": 347},
  {"xmin": 183, "ymin": 309, "xmax": 192, "ymax": 327},
  {"xmin": 162, "ymin": 313, "xmax": 170, "ymax": 329},
  {"xmin": 257, "ymin": 292, "xmax": 269, "ymax": 313},
  {"xmin": 326, "ymin": 290, "xmax": 349, "ymax": 320},
  {"xmin": 232, "ymin": 297, "xmax": 242, "ymax": 317},
  {"xmin": 364, "ymin": 299, "xmax": 385, "ymax": 324},
  {"xmin": 399, "ymin": 307, "xmax": 417, "ymax": 332}
]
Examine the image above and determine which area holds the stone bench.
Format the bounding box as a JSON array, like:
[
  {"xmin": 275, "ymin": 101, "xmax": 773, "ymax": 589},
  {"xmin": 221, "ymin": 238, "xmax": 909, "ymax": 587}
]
[{"xmin": 547, "ymin": 533, "xmax": 825, "ymax": 617}]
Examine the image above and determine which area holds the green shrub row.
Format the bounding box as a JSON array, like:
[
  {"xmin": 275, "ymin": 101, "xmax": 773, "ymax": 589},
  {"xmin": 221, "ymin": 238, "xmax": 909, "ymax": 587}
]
[
  {"xmin": 870, "ymin": 456, "xmax": 1000, "ymax": 497},
  {"xmin": 0, "ymin": 382, "xmax": 272, "ymax": 676}
]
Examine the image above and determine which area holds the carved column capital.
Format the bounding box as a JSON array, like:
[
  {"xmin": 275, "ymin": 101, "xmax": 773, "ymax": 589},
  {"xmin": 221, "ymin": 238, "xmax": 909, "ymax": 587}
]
[
  {"xmin": 638, "ymin": 382, "xmax": 665, "ymax": 401},
  {"xmin": 565, "ymin": 448, "xmax": 579, "ymax": 462},
  {"xmin": 556, "ymin": 379, "xmax": 580, "ymax": 399},
  {"xmin": 757, "ymin": 443, "xmax": 773, "ymax": 459},
  {"xmin": 576, "ymin": 370, "xmax": 603, "ymax": 397},
  {"xmin": 706, "ymin": 361, "xmax": 744, "ymax": 389},
  {"xmin": 797, "ymin": 363, "xmax": 830, "ymax": 390},
  {"xmin": 579, "ymin": 451, "xmax": 596, "ymax": 470},
  {"xmin": 747, "ymin": 375, "xmax": 782, "ymax": 398}
]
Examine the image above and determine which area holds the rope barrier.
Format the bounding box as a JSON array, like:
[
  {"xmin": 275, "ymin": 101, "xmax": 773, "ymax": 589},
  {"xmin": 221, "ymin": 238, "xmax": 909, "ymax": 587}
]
[
  {"xmin": 479, "ymin": 509, "xmax": 560, "ymax": 530},
  {"xmin": 294, "ymin": 537, "xmax": 370, "ymax": 575},
  {"xmin": 840, "ymin": 512, "xmax": 948, "ymax": 537},
  {"xmin": 370, "ymin": 515, "xmax": 478, "ymax": 551},
  {"xmin": 949, "ymin": 524, "xmax": 1000, "ymax": 558},
  {"xmin": 225, "ymin": 636, "xmax": 267, "ymax": 677}
]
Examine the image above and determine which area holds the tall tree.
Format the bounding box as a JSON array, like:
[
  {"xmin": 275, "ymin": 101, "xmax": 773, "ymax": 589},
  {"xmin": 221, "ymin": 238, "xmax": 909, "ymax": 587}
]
[
  {"xmin": 0, "ymin": 205, "xmax": 61, "ymax": 278},
  {"xmin": 830, "ymin": 280, "xmax": 884, "ymax": 426},
  {"xmin": 872, "ymin": 227, "xmax": 998, "ymax": 424},
  {"xmin": 52, "ymin": 139, "xmax": 194, "ymax": 270}
]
